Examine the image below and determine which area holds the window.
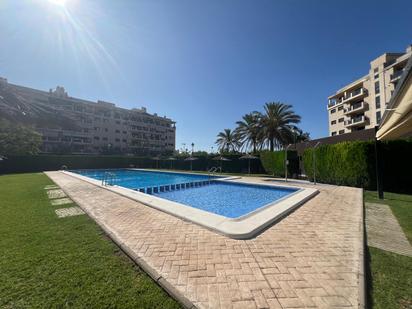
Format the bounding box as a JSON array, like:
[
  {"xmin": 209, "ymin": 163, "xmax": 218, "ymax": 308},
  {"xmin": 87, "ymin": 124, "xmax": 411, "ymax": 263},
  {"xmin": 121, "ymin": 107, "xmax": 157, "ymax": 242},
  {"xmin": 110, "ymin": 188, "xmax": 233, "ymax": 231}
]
[
  {"xmin": 331, "ymin": 120, "xmax": 336, "ymax": 125},
  {"xmin": 338, "ymin": 118, "xmax": 344, "ymax": 123},
  {"xmin": 104, "ymin": 128, "xmax": 108, "ymax": 132},
  {"xmin": 375, "ymin": 96, "xmax": 381, "ymax": 109},
  {"xmin": 374, "ymin": 67, "xmax": 379, "ymax": 73},
  {"xmin": 338, "ymin": 106, "xmax": 343, "ymax": 111},
  {"xmin": 376, "ymin": 111, "xmax": 381, "ymax": 124},
  {"xmin": 115, "ymin": 130, "xmax": 120, "ymax": 134},
  {"xmin": 93, "ymin": 136, "xmax": 100, "ymax": 140},
  {"xmin": 375, "ymin": 81, "xmax": 380, "ymax": 94},
  {"xmin": 331, "ymin": 132, "xmax": 337, "ymax": 136},
  {"xmin": 374, "ymin": 74, "xmax": 379, "ymax": 80},
  {"xmin": 330, "ymin": 109, "xmax": 336, "ymax": 114},
  {"xmin": 339, "ymin": 130, "xmax": 345, "ymax": 134}
]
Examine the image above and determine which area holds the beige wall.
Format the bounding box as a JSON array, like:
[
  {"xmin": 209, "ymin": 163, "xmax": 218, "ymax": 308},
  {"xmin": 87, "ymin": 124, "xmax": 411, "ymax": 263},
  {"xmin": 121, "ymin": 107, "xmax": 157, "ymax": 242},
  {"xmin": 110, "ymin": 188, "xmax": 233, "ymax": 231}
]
[{"xmin": 327, "ymin": 46, "xmax": 412, "ymax": 136}]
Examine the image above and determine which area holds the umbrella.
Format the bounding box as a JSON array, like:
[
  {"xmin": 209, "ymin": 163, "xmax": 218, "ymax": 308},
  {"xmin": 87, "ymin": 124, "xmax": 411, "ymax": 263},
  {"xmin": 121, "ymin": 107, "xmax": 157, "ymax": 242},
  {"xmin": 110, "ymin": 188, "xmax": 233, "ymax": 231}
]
[
  {"xmin": 239, "ymin": 154, "xmax": 258, "ymax": 175},
  {"xmin": 166, "ymin": 157, "xmax": 176, "ymax": 169},
  {"xmin": 152, "ymin": 156, "xmax": 161, "ymax": 169},
  {"xmin": 212, "ymin": 155, "xmax": 231, "ymax": 172},
  {"xmin": 184, "ymin": 156, "xmax": 198, "ymax": 171}
]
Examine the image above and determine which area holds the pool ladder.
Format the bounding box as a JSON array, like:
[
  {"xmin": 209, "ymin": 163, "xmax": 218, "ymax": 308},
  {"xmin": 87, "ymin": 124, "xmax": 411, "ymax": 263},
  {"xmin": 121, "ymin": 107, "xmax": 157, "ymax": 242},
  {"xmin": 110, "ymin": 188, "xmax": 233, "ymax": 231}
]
[
  {"xmin": 208, "ymin": 166, "xmax": 222, "ymax": 178},
  {"xmin": 101, "ymin": 172, "xmax": 116, "ymax": 186}
]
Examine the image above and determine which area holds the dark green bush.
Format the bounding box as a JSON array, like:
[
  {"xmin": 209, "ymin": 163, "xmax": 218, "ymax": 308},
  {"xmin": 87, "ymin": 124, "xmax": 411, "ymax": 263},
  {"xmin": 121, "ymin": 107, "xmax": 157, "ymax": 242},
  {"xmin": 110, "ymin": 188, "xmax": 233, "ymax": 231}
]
[
  {"xmin": 303, "ymin": 141, "xmax": 373, "ymax": 188},
  {"xmin": 260, "ymin": 150, "xmax": 299, "ymax": 177},
  {"xmin": 0, "ymin": 154, "xmax": 265, "ymax": 174}
]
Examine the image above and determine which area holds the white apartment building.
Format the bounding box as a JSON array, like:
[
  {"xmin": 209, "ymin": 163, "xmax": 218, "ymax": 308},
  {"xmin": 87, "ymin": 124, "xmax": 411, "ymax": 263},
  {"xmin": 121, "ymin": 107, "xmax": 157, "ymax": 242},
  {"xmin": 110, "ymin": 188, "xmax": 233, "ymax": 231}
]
[{"xmin": 327, "ymin": 45, "xmax": 412, "ymax": 136}]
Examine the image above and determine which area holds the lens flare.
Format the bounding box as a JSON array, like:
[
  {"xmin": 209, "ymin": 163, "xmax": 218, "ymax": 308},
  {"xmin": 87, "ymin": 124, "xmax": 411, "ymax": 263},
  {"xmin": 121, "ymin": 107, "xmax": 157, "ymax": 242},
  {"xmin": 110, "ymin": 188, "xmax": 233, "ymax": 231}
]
[{"xmin": 48, "ymin": 0, "xmax": 67, "ymax": 7}]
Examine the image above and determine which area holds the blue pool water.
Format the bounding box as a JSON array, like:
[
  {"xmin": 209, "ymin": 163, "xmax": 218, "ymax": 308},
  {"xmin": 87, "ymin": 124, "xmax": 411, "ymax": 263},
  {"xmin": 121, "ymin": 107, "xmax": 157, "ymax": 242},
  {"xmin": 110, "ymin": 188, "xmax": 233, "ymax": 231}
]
[
  {"xmin": 72, "ymin": 169, "xmax": 218, "ymax": 189},
  {"xmin": 73, "ymin": 169, "xmax": 298, "ymax": 219},
  {"xmin": 154, "ymin": 182, "xmax": 298, "ymax": 218}
]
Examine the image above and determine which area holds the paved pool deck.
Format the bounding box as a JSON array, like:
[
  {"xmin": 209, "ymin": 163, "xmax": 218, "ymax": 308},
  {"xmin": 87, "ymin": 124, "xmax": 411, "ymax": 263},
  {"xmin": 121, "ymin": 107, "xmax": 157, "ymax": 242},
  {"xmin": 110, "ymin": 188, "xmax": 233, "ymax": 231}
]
[{"xmin": 45, "ymin": 171, "xmax": 365, "ymax": 309}]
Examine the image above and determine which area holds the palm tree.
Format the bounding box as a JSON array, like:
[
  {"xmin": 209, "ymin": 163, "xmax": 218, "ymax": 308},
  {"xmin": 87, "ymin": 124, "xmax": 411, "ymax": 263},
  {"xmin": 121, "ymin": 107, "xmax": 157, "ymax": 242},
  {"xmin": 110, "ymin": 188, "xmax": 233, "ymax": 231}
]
[
  {"xmin": 215, "ymin": 128, "xmax": 240, "ymax": 153},
  {"xmin": 235, "ymin": 112, "xmax": 262, "ymax": 153},
  {"xmin": 293, "ymin": 127, "xmax": 310, "ymax": 142},
  {"xmin": 260, "ymin": 102, "xmax": 301, "ymax": 151}
]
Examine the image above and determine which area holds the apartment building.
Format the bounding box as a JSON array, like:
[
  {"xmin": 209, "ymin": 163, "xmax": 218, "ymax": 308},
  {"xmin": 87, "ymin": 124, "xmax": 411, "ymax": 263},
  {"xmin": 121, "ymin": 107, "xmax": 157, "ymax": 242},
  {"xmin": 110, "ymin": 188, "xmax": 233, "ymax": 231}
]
[
  {"xmin": 0, "ymin": 78, "xmax": 176, "ymax": 154},
  {"xmin": 327, "ymin": 45, "xmax": 412, "ymax": 136}
]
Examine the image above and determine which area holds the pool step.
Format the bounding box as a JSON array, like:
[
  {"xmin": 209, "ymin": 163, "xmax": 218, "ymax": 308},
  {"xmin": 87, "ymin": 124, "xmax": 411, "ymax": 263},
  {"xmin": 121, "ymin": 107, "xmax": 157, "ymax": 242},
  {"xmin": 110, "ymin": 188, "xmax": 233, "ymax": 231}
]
[{"xmin": 134, "ymin": 180, "xmax": 212, "ymax": 195}]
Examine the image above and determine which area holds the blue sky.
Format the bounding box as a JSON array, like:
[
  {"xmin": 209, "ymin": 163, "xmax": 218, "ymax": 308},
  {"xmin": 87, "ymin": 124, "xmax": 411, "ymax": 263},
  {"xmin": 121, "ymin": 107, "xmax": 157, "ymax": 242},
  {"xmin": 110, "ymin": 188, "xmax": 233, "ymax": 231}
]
[{"xmin": 1, "ymin": 0, "xmax": 411, "ymax": 151}]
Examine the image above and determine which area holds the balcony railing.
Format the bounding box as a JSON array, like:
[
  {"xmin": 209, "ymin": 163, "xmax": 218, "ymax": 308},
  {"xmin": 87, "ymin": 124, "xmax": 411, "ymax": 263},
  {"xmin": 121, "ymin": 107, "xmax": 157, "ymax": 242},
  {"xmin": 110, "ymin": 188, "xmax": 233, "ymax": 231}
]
[
  {"xmin": 344, "ymin": 102, "xmax": 367, "ymax": 115},
  {"xmin": 345, "ymin": 115, "xmax": 368, "ymax": 127},
  {"xmin": 390, "ymin": 70, "xmax": 404, "ymax": 82},
  {"xmin": 342, "ymin": 88, "xmax": 367, "ymax": 103}
]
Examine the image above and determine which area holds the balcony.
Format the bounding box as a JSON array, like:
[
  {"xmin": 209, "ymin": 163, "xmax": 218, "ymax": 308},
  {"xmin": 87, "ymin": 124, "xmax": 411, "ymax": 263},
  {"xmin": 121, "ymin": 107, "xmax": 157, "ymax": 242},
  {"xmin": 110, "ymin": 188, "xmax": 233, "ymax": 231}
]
[
  {"xmin": 344, "ymin": 101, "xmax": 368, "ymax": 115},
  {"xmin": 342, "ymin": 88, "xmax": 368, "ymax": 103},
  {"xmin": 345, "ymin": 115, "xmax": 368, "ymax": 128},
  {"xmin": 390, "ymin": 70, "xmax": 404, "ymax": 83}
]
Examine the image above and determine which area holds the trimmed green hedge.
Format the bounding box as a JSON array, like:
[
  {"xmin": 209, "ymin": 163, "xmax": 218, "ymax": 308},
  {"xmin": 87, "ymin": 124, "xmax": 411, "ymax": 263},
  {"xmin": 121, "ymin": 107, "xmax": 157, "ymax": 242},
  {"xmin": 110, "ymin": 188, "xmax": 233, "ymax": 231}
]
[
  {"xmin": 302, "ymin": 140, "xmax": 412, "ymax": 193},
  {"xmin": 303, "ymin": 141, "xmax": 373, "ymax": 188},
  {"xmin": 260, "ymin": 150, "xmax": 299, "ymax": 177},
  {"xmin": 0, "ymin": 154, "xmax": 265, "ymax": 174}
]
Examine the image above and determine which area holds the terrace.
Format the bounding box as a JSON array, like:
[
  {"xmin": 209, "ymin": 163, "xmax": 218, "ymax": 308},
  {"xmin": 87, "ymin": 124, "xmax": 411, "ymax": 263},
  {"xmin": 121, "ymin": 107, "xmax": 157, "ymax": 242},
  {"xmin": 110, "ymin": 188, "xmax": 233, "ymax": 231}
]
[{"xmin": 44, "ymin": 170, "xmax": 365, "ymax": 309}]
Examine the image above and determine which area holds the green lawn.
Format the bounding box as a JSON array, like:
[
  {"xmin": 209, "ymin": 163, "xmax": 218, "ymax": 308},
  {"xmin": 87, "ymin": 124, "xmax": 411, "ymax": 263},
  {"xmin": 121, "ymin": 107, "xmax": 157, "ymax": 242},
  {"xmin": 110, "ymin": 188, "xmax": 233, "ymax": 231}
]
[
  {"xmin": 364, "ymin": 191, "xmax": 412, "ymax": 309},
  {"xmin": 0, "ymin": 173, "xmax": 180, "ymax": 308}
]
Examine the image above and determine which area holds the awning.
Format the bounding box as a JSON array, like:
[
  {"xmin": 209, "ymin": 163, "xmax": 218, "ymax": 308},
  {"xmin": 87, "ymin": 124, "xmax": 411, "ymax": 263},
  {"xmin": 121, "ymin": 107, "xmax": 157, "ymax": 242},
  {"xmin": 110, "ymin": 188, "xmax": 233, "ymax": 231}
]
[{"xmin": 376, "ymin": 56, "xmax": 412, "ymax": 140}]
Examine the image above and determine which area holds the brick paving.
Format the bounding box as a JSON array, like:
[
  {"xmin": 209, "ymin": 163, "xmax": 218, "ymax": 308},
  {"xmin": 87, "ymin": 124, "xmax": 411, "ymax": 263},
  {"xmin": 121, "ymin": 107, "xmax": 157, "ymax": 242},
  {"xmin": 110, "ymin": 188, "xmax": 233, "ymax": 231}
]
[
  {"xmin": 46, "ymin": 172, "xmax": 364, "ymax": 309},
  {"xmin": 365, "ymin": 202, "xmax": 412, "ymax": 257}
]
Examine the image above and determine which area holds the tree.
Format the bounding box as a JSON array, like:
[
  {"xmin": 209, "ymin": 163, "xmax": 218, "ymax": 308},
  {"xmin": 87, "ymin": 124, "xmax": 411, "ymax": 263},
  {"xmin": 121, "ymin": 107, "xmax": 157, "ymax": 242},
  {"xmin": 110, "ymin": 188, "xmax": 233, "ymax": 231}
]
[
  {"xmin": 293, "ymin": 127, "xmax": 310, "ymax": 143},
  {"xmin": 260, "ymin": 102, "xmax": 301, "ymax": 151},
  {"xmin": 215, "ymin": 129, "xmax": 240, "ymax": 153},
  {"xmin": 0, "ymin": 120, "xmax": 42, "ymax": 155},
  {"xmin": 235, "ymin": 112, "xmax": 262, "ymax": 153}
]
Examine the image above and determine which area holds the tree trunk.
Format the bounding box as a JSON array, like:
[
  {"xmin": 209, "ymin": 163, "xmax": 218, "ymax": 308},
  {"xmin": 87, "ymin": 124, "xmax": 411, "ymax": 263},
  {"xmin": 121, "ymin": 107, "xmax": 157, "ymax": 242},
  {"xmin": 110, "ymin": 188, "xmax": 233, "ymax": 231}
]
[{"xmin": 270, "ymin": 139, "xmax": 274, "ymax": 152}]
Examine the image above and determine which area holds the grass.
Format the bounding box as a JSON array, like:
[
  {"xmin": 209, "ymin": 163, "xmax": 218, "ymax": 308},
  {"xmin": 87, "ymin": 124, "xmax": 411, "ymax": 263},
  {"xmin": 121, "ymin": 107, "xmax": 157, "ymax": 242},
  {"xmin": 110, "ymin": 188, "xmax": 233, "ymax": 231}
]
[
  {"xmin": 364, "ymin": 190, "xmax": 412, "ymax": 309},
  {"xmin": 0, "ymin": 173, "xmax": 180, "ymax": 308}
]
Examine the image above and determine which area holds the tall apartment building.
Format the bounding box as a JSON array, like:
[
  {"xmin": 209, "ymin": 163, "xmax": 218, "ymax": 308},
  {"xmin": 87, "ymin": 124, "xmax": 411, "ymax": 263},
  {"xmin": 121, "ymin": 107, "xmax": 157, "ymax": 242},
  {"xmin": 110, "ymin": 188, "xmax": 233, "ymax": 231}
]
[
  {"xmin": 327, "ymin": 45, "xmax": 412, "ymax": 136},
  {"xmin": 0, "ymin": 78, "xmax": 176, "ymax": 155}
]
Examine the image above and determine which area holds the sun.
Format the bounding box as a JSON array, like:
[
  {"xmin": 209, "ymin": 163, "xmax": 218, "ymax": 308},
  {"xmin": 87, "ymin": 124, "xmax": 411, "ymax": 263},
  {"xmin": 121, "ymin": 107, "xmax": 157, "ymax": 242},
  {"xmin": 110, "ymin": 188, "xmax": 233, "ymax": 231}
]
[{"xmin": 48, "ymin": 0, "xmax": 67, "ymax": 7}]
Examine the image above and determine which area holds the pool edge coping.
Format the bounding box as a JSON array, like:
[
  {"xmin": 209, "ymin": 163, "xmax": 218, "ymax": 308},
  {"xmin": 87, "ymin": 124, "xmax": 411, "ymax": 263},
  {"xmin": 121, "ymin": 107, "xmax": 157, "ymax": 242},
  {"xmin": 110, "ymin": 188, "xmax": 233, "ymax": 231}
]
[{"xmin": 61, "ymin": 170, "xmax": 319, "ymax": 240}]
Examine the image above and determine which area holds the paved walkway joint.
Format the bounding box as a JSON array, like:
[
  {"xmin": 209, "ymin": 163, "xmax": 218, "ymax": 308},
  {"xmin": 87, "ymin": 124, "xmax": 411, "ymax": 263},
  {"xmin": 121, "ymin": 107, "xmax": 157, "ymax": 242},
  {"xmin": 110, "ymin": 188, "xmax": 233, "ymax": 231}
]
[
  {"xmin": 46, "ymin": 171, "xmax": 365, "ymax": 309},
  {"xmin": 365, "ymin": 202, "xmax": 412, "ymax": 257}
]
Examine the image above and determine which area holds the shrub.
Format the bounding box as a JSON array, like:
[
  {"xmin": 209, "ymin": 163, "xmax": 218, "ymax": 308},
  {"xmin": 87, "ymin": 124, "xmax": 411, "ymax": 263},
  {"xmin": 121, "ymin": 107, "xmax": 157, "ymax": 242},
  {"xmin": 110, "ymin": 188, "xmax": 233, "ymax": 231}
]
[
  {"xmin": 260, "ymin": 150, "xmax": 299, "ymax": 177},
  {"xmin": 303, "ymin": 141, "xmax": 374, "ymax": 188}
]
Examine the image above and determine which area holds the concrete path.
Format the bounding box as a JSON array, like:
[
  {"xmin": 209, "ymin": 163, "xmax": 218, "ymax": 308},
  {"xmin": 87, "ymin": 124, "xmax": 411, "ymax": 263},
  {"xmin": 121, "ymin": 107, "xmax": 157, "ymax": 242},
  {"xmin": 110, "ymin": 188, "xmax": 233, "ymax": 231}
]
[
  {"xmin": 46, "ymin": 171, "xmax": 365, "ymax": 309},
  {"xmin": 365, "ymin": 202, "xmax": 412, "ymax": 257}
]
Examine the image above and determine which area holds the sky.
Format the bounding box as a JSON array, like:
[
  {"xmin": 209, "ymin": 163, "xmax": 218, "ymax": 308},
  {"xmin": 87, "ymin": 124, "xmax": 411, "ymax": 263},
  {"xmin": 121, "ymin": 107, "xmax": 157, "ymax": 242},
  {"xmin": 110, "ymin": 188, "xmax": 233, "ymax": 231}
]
[{"xmin": 1, "ymin": 0, "xmax": 412, "ymax": 152}]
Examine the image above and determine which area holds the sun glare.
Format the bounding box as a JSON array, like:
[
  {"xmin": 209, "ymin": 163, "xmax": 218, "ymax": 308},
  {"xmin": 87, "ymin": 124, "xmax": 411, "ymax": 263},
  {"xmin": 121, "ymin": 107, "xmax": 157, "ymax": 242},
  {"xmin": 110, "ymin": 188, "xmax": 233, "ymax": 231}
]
[{"xmin": 48, "ymin": 0, "xmax": 67, "ymax": 7}]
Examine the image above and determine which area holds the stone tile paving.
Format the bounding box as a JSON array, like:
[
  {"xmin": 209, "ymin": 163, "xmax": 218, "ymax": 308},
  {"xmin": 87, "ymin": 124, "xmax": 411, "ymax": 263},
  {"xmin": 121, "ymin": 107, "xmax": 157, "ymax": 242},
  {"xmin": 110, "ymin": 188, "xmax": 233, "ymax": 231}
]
[
  {"xmin": 55, "ymin": 206, "xmax": 85, "ymax": 218},
  {"xmin": 47, "ymin": 189, "xmax": 67, "ymax": 199},
  {"xmin": 46, "ymin": 172, "xmax": 364, "ymax": 309},
  {"xmin": 365, "ymin": 202, "xmax": 412, "ymax": 257},
  {"xmin": 50, "ymin": 197, "xmax": 73, "ymax": 206},
  {"xmin": 44, "ymin": 184, "xmax": 60, "ymax": 190}
]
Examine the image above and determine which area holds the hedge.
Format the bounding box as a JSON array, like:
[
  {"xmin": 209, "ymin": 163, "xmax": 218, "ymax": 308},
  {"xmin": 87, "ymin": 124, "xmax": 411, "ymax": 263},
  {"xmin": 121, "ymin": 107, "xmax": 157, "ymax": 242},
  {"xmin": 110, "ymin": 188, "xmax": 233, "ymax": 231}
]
[
  {"xmin": 0, "ymin": 154, "xmax": 265, "ymax": 174},
  {"xmin": 260, "ymin": 150, "xmax": 299, "ymax": 177},
  {"xmin": 302, "ymin": 139, "xmax": 412, "ymax": 194}
]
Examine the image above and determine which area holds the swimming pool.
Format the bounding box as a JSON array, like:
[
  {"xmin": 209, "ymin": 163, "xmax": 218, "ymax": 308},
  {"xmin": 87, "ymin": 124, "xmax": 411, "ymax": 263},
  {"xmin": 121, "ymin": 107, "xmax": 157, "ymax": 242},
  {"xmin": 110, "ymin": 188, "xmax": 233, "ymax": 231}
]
[
  {"xmin": 67, "ymin": 169, "xmax": 318, "ymax": 239},
  {"xmin": 154, "ymin": 181, "xmax": 298, "ymax": 218},
  {"xmin": 72, "ymin": 169, "xmax": 219, "ymax": 190}
]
